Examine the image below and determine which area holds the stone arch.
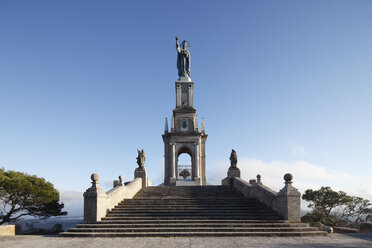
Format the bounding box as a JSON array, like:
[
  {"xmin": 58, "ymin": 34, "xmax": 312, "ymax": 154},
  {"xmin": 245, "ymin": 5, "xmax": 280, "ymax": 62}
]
[{"xmin": 176, "ymin": 145, "xmax": 194, "ymax": 179}]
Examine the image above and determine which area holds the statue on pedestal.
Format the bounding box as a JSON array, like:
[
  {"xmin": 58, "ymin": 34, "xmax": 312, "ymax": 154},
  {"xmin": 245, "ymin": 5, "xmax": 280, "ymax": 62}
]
[
  {"xmin": 176, "ymin": 36, "xmax": 191, "ymax": 80},
  {"xmin": 228, "ymin": 149, "xmax": 240, "ymax": 178},
  {"xmin": 230, "ymin": 149, "xmax": 238, "ymax": 168},
  {"xmin": 136, "ymin": 149, "xmax": 146, "ymax": 169}
]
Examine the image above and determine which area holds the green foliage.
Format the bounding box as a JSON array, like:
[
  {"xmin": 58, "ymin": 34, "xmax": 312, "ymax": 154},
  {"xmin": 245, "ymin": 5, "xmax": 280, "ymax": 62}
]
[
  {"xmin": 302, "ymin": 186, "xmax": 372, "ymax": 227},
  {"xmin": 0, "ymin": 168, "xmax": 67, "ymax": 225}
]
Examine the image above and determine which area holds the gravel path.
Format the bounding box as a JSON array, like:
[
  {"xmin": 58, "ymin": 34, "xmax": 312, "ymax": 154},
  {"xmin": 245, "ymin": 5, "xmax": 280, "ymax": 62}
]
[{"xmin": 1, "ymin": 234, "xmax": 372, "ymax": 248}]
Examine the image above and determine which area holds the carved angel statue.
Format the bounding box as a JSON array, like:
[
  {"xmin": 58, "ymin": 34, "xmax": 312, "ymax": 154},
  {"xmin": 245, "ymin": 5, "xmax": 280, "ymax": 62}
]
[
  {"xmin": 136, "ymin": 149, "xmax": 146, "ymax": 168},
  {"xmin": 230, "ymin": 149, "xmax": 237, "ymax": 168}
]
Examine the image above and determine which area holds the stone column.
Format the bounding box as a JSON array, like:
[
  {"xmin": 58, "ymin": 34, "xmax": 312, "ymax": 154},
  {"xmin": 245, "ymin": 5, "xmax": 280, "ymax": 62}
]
[
  {"xmin": 170, "ymin": 142, "xmax": 176, "ymax": 184},
  {"xmin": 188, "ymin": 84, "xmax": 193, "ymax": 107},
  {"xmin": 194, "ymin": 142, "xmax": 201, "ymax": 185},
  {"xmin": 277, "ymin": 173, "xmax": 301, "ymax": 223},
  {"xmin": 176, "ymin": 83, "xmax": 181, "ymax": 107},
  {"xmin": 83, "ymin": 173, "xmax": 106, "ymax": 224}
]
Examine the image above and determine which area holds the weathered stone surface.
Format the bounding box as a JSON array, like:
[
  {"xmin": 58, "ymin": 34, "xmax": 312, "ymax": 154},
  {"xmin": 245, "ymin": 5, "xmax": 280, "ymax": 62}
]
[
  {"xmin": 2, "ymin": 233, "xmax": 372, "ymax": 247},
  {"xmin": 0, "ymin": 225, "xmax": 15, "ymax": 236}
]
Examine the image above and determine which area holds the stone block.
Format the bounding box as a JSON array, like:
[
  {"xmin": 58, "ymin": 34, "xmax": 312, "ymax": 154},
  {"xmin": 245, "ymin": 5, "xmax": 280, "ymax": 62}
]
[
  {"xmin": 0, "ymin": 225, "xmax": 15, "ymax": 236},
  {"xmin": 134, "ymin": 167, "xmax": 148, "ymax": 188},
  {"xmin": 249, "ymin": 179, "xmax": 256, "ymax": 185},
  {"xmin": 193, "ymin": 177, "xmax": 201, "ymax": 185},
  {"xmin": 227, "ymin": 167, "xmax": 240, "ymax": 178}
]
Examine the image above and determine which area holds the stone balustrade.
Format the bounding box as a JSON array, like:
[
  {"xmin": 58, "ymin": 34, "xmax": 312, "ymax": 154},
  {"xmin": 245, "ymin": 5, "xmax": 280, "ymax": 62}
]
[
  {"xmin": 222, "ymin": 173, "xmax": 301, "ymax": 223},
  {"xmin": 84, "ymin": 173, "xmax": 150, "ymax": 224}
]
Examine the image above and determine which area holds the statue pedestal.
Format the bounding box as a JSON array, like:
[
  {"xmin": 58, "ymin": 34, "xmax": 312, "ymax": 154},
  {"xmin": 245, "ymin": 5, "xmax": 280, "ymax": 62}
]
[
  {"xmin": 134, "ymin": 167, "xmax": 148, "ymax": 188},
  {"xmin": 227, "ymin": 166, "xmax": 241, "ymax": 178},
  {"xmin": 83, "ymin": 186, "xmax": 106, "ymax": 224}
]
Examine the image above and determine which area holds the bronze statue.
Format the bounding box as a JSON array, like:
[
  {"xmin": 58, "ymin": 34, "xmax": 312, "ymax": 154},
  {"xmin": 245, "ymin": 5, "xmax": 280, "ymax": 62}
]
[
  {"xmin": 136, "ymin": 149, "xmax": 146, "ymax": 168},
  {"xmin": 230, "ymin": 149, "xmax": 237, "ymax": 168},
  {"xmin": 176, "ymin": 36, "xmax": 190, "ymax": 79}
]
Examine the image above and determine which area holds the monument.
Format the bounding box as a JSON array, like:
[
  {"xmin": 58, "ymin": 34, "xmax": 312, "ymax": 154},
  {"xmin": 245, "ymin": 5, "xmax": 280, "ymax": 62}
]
[
  {"xmin": 162, "ymin": 37, "xmax": 207, "ymax": 186},
  {"xmin": 61, "ymin": 38, "xmax": 317, "ymax": 237}
]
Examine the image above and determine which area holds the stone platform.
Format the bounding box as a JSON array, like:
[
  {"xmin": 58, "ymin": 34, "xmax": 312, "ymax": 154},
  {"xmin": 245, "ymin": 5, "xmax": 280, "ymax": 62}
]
[{"xmin": 1, "ymin": 234, "xmax": 372, "ymax": 248}]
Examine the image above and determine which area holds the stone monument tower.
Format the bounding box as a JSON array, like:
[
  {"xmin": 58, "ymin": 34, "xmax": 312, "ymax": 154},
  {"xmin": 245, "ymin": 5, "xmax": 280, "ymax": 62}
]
[{"xmin": 162, "ymin": 37, "xmax": 207, "ymax": 186}]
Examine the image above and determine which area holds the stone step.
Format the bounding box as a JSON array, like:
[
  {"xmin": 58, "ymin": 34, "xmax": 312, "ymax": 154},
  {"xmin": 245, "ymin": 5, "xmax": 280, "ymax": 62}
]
[
  {"xmin": 117, "ymin": 201, "xmax": 264, "ymax": 205},
  {"xmin": 121, "ymin": 198, "xmax": 261, "ymax": 201},
  {"xmin": 98, "ymin": 219, "xmax": 289, "ymax": 224},
  {"xmin": 102, "ymin": 216, "xmax": 283, "ymax": 220},
  {"xmin": 61, "ymin": 186, "xmax": 325, "ymax": 237},
  {"xmin": 114, "ymin": 205, "xmax": 270, "ymax": 209},
  {"xmin": 60, "ymin": 231, "xmax": 327, "ymax": 237},
  {"xmin": 109, "ymin": 209, "xmax": 276, "ymax": 213},
  {"xmin": 65, "ymin": 227, "xmax": 319, "ymax": 233},
  {"xmin": 118, "ymin": 201, "xmax": 263, "ymax": 205},
  {"xmin": 105, "ymin": 213, "xmax": 281, "ymax": 217},
  {"xmin": 76, "ymin": 223, "xmax": 309, "ymax": 228}
]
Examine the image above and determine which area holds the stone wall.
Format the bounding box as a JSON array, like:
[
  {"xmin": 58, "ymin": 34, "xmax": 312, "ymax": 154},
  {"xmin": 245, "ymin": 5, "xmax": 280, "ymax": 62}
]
[{"xmin": 0, "ymin": 225, "xmax": 15, "ymax": 236}]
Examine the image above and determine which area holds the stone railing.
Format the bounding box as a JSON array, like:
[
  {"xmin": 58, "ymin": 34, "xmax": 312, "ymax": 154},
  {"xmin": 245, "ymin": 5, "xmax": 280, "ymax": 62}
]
[
  {"xmin": 222, "ymin": 165, "xmax": 301, "ymax": 222},
  {"xmin": 84, "ymin": 169, "xmax": 151, "ymax": 224}
]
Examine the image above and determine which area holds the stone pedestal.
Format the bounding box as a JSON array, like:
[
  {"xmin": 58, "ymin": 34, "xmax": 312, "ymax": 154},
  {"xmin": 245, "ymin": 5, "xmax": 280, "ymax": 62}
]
[
  {"xmin": 83, "ymin": 174, "xmax": 107, "ymax": 224},
  {"xmin": 227, "ymin": 166, "xmax": 240, "ymax": 178},
  {"xmin": 277, "ymin": 174, "xmax": 301, "ymax": 223},
  {"xmin": 134, "ymin": 167, "xmax": 148, "ymax": 188}
]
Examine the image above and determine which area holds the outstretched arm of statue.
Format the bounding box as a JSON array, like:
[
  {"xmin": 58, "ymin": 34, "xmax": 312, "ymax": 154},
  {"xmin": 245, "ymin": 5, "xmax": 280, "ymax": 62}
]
[{"xmin": 175, "ymin": 36, "xmax": 180, "ymax": 52}]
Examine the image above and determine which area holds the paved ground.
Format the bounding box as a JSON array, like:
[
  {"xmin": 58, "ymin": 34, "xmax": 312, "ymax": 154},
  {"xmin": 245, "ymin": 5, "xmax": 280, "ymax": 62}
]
[{"xmin": 1, "ymin": 234, "xmax": 372, "ymax": 248}]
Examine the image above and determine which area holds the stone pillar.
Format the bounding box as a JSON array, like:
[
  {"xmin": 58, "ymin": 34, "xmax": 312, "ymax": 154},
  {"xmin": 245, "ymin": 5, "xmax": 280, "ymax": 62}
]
[
  {"xmin": 277, "ymin": 173, "xmax": 301, "ymax": 223},
  {"xmin": 176, "ymin": 83, "xmax": 181, "ymax": 107},
  {"xmin": 188, "ymin": 83, "xmax": 193, "ymax": 107},
  {"xmin": 194, "ymin": 142, "xmax": 201, "ymax": 185},
  {"xmin": 83, "ymin": 173, "xmax": 107, "ymax": 224},
  {"xmin": 170, "ymin": 142, "xmax": 176, "ymax": 185}
]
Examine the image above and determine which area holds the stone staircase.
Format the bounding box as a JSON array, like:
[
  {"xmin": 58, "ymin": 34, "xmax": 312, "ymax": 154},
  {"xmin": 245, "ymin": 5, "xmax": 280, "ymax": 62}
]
[{"xmin": 60, "ymin": 186, "xmax": 326, "ymax": 237}]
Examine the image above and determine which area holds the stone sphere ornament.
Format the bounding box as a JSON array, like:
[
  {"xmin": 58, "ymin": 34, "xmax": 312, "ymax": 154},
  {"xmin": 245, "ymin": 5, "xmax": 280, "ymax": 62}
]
[
  {"xmin": 91, "ymin": 173, "xmax": 100, "ymax": 182},
  {"xmin": 284, "ymin": 173, "xmax": 293, "ymax": 183}
]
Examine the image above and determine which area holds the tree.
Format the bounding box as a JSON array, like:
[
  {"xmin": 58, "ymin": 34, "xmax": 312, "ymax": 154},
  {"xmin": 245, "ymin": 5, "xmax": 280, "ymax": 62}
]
[
  {"xmin": 302, "ymin": 186, "xmax": 372, "ymax": 227},
  {"xmin": 0, "ymin": 168, "xmax": 67, "ymax": 225}
]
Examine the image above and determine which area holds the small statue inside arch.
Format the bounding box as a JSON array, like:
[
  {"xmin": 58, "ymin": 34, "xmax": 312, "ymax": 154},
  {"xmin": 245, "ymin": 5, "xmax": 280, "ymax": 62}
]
[
  {"xmin": 136, "ymin": 149, "xmax": 146, "ymax": 168},
  {"xmin": 230, "ymin": 149, "xmax": 237, "ymax": 168}
]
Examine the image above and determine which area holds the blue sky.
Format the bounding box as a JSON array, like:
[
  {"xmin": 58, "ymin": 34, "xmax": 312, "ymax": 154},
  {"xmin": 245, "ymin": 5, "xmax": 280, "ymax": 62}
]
[{"xmin": 1, "ymin": 1, "xmax": 372, "ymax": 216}]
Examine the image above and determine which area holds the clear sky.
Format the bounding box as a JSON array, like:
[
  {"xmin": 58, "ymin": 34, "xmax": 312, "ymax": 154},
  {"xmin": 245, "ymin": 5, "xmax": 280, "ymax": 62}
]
[{"xmin": 1, "ymin": 0, "xmax": 371, "ymax": 216}]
